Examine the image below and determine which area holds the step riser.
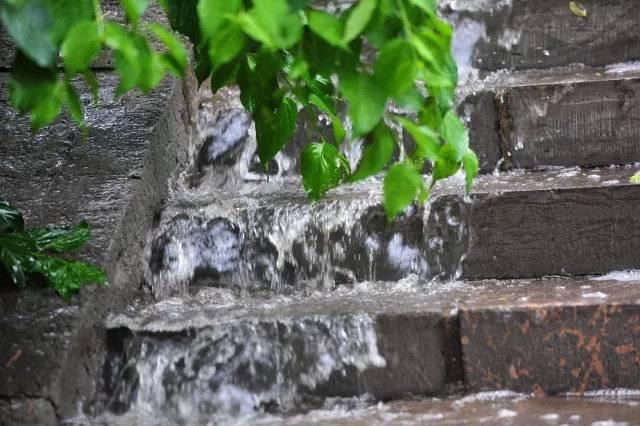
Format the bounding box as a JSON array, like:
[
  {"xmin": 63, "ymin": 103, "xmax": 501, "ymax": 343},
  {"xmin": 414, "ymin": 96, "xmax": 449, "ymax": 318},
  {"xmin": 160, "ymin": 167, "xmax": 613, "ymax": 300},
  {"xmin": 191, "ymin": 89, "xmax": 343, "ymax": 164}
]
[
  {"xmin": 105, "ymin": 280, "xmax": 640, "ymax": 419},
  {"xmin": 105, "ymin": 312, "xmax": 451, "ymax": 418},
  {"xmin": 446, "ymin": 0, "xmax": 640, "ymax": 72},
  {"xmin": 146, "ymin": 196, "xmax": 470, "ymax": 297},
  {"xmin": 194, "ymin": 76, "xmax": 640, "ymax": 180},
  {"xmin": 462, "ymin": 302, "xmax": 640, "ymax": 394},
  {"xmin": 147, "ymin": 174, "xmax": 640, "ymax": 294},
  {"xmin": 464, "ymin": 184, "xmax": 640, "ymax": 279},
  {"xmin": 463, "ymin": 77, "xmax": 640, "ymax": 171}
]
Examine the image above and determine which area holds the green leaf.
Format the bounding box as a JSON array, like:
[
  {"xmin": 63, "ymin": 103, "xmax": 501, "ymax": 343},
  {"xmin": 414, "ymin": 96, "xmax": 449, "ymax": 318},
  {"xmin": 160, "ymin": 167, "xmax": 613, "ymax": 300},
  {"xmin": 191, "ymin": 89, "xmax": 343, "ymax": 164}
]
[
  {"xmin": 396, "ymin": 117, "xmax": 440, "ymax": 161},
  {"xmin": 340, "ymin": 73, "xmax": 386, "ymax": 137},
  {"xmin": 394, "ymin": 84, "xmax": 424, "ymax": 112},
  {"xmin": 383, "ymin": 163, "xmax": 426, "ymax": 220},
  {"xmin": 343, "ymin": 0, "xmax": 378, "ymax": 43},
  {"xmin": 61, "ymin": 20, "xmax": 102, "ymax": 75},
  {"xmin": 0, "ymin": 233, "xmax": 35, "ymax": 287},
  {"xmin": 462, "ymin": 149, "xmax": 479, "ymax": 192},
  {"xmin": 432, "ymin": 144, "xmax": 461, "ymax": 183},
  {"xmin": 0, "ymin": 200, "xmax": 24, "ymax": 234},
  {"xmin": 440, "ymin": 110, "xmax": 469, "ymax": 162},
  {"xmin": 83, "ymin": 70, "xmax": 100, "ymax": 105},
  {"xmin": 121, "ymin": 0, "xmax": 149, "ymax": 25},
  {"xmin": 163, "ymin": 0, "xmax": 199, "ymax": 45},
  {"xmin": 31, "ymin": 82, "xmax": 65, "ymax": 132},
  {"xmin": 0, "ymin": 208, "xmax": 106, "ymax": 297},
  {"xmin": 309, "ymin": 93, "xmax": 345, "ymax": 144},
  {"xmin": 407, "ymin": 0, "xmax": 436, "ymax": 14},
  {"xmin": 198, "ymin": 0, "xmax": 242, "ymax": 41},
  {"xmin": 630, "ymin": 173, "xmax": 640, "ymax": 185},
  {"xmin": 238, "ymin": 0, "xmax": 303, "ymax": 50},
  {"xmin": 8, "ymin": 52, "xmax": 65, "ymax": 131},
  {"xmin": 194, "ymin": 43, "xmax": 213, "ymax": 84},
  {"xmin": 208, "ymin": 23, "xmax": 247, "ymax": 68},
  {"xmin": 211, "ymin": 59, "xmax": 241, "ymax": 93},
  {"xmin": 288, "ymin": 0, "xmax": 312, "ymax": 11},
  {"xmin": 374, "ymin": 39, "xmax": 417, "ymax": 98},
  {"xmin": 301, "ymin": 142, "xmax": 348, "ymax": 200},
  {"xmin": 64, "ymin": 80, "xmax": 85, "ymax": 128},
  {"xmin": 308, "ymin": 10, "xmax": 345, "ymax": 47},
  {"xmin": 28, "ymin": 222, "xmax": 91, "ymax": 253},
  {"xmin": 104, "ymin": 23, "xmax": 164, "ymax": 94},
  {"xmin": 255, "ymin": 97, "xmax": 298, "ymax": 166},
  {"xmin": 0, "ymin": 0, "xmax": 94, "ymax": 67},
  {"xmin": 32, "ymin": 256, "xmax": 107, "ymax": 299},
  {"xmin": 149, "ymin": 23, "xmax": 189, "ymax": 76},
  {"xmin": 349, "ymin": 122, "xmax": 396, "ymax": 182}
]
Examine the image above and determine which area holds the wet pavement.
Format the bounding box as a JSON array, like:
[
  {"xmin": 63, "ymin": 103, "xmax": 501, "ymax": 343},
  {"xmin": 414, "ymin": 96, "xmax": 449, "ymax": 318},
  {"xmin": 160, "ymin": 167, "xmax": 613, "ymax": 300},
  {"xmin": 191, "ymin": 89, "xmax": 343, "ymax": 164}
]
[{"xmin": 65, "ymin": 391, "xmax": 640, "ymax": 425}]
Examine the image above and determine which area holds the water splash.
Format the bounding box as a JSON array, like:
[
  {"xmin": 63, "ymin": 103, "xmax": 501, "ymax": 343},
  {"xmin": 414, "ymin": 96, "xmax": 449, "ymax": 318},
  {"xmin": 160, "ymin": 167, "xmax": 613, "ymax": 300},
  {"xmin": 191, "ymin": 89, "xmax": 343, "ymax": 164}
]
[{"xmin": 106, "ymin": 312, "xmax": 385, "ymax": 422}]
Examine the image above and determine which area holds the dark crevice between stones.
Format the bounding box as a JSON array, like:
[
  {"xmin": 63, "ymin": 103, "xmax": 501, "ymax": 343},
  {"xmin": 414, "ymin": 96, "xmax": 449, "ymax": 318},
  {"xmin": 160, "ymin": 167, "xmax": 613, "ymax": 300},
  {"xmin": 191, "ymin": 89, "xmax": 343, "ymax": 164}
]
[{"xmin": 495, "ymin": 88, "xmax": 514, "ymax": 171}]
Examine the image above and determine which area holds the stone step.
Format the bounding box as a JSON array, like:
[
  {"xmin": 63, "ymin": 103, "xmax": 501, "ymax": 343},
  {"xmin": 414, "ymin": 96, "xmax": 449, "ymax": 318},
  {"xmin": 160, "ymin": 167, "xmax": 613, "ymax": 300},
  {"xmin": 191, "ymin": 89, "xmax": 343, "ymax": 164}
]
[
  {"xmin": 445, "ymin": 0, "xmax": 640, "ymax": 72},
  {"xmin": 461, "ymin": 64, "xmax": 640, "ymax": 172},
  {"xmin": 192, "ymin": 64, "xmax": 640, "ymax": 179},
  {"xmin": 85, "ymin": 390, "xmax": 640, "ymax": 425},
  {"xmin": 148, "ymin": 165, "xmax": 640, "ymax": 295},
  {"xmin": 104, "ymin": 276, "xmax": 640, "ymax": 421}
]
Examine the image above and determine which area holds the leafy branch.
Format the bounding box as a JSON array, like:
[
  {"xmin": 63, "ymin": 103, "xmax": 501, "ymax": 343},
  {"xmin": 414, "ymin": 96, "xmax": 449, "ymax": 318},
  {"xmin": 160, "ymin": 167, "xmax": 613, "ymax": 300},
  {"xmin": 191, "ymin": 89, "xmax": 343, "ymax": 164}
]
[
  {"xmin": 1, "ymin": 0, "xmax": 478, "ymax": 221},
  {"xmin": 0, "ymin": 201, "xmax": 107, "ymax": 299}
]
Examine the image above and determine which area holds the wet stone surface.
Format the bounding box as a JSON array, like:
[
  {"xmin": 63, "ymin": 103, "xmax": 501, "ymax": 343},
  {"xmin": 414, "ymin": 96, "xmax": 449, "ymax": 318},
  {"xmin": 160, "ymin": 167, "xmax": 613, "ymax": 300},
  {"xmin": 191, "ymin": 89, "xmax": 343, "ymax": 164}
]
[
  {"xmin": 445, "ymin": 0, "xmax": 640, "ymax": 71},
  {"xmin": 102, "ymin": 276, "xmax": 640, "ymax": 421},
  {"xmin": 0, "ymin": 67, "xmax": 195, "ymax": 420},
  {"xmin": 147, "ymin": 165, "xmax": 640, "ymax": 295},
  {"xmin": 460, "ymin": 279, "xmax": 640, "ymax": 395}
]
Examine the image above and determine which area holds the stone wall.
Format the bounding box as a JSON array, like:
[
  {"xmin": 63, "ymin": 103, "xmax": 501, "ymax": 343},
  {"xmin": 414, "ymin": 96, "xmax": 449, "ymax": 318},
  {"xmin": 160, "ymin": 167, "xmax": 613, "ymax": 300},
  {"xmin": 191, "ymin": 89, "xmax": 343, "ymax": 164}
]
[{"xmin": 0, "ymin": 4, "xmax": 197, "ymax": 423}]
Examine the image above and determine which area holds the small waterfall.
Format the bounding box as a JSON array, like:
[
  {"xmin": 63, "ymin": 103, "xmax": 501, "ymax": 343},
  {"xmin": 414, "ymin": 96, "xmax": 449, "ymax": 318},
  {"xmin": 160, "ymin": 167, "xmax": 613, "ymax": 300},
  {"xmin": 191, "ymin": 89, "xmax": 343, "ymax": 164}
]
[
  {"xmin": 103, "ymin": 83, "xmax": 474, "ymax": 422},
  {"xmin": 105, "ymin": 291, "xmax": 386, "ymax": 422}
]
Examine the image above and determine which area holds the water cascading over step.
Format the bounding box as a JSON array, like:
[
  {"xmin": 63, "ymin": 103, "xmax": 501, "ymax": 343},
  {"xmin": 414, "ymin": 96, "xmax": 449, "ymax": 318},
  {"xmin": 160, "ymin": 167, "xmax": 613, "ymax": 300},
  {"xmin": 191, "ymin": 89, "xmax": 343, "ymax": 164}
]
[
  {"xmin": 101, "ymin": 0, "xmax": 640, "ymax": 422},
  {"xmin": 145, "ymin": 87, "xmax": 471, "ymax": 299}
]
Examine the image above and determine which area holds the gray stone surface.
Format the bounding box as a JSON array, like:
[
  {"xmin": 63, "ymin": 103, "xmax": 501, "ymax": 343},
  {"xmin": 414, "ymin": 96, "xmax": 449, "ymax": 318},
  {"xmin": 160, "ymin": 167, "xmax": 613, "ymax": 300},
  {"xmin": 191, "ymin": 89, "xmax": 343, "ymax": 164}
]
[
  {"xmin": 463, "ymin": 173, "xmax": 640, "ymax": 279},
  {"xmin": 0, "ymin": 397, "xmax": 58, "ymax": 426},
  {"xmin": 445, "ymin": 0, "xmax": 640, "ymax": 71},
  {"xmin": 460, "ymin": 66, "xmax": 640, "ymax": 171},
  {"xmin": 504, "ymin": 76, "xmax": 640, "ymax": 169},
  {"xmin": 146, "ymin": 165, "xmax": 640, "ymax": 291},
  {"xmin": 103, "ymin": 277, "xmax": 640, "ymax": 419},
  {"xmin": 104, "ymin": 283, "xmax": 459, "ymax": 418},
  {"xmin": 0, "ymin": 66, "xmax": 196, "ymax": 422}
]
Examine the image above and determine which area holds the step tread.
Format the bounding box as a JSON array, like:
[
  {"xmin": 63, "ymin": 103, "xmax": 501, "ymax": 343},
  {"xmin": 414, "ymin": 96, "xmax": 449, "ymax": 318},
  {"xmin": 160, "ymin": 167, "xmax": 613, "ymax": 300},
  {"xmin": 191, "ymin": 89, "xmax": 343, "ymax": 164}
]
[
  {"xmin": 108, "ymin": 275, "xmax": 640, "ymax": 333},
  {"xmin": 462, "ymin": 62, "xmax": 640, "ymax": 93},
  {"xmin": 178, "ymin": 165, "xmax": 640, "ymax": 208},
  {"xmin": 106, "ymin": 275, "xmax": 640, "ymax": 408},
  {"xmin": 259, "ymin": 392, "xmax": 640, "ymax": 425}
]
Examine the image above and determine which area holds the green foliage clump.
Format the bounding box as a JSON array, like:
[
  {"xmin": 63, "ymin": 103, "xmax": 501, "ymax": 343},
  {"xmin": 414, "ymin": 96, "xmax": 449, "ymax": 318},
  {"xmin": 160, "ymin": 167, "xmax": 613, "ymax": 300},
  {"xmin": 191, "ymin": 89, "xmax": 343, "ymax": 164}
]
[
  {"xmin": 1, "ymin": 0, "xmax": 478, "ymax": 221},
  {"xmin": 0, "ymin": 200, "xmax": 107, "ymax": 298}
]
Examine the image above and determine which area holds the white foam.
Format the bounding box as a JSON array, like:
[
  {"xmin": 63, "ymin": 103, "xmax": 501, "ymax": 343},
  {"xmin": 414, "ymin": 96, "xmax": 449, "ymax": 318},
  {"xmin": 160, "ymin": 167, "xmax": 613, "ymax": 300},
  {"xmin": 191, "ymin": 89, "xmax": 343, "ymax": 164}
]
[
  {"xmin": 582, "ymin": 292, "xmax": 608, "ymax": 299},
  {"xmin": 497, "ymin": 408, "xmax": 518, "ymax": 418},
  {"xmin": 592, "ymin": 270, "xmax": 640, "ymax": 282},
  {"xmin": 540, "ymin": 413, "xmax": 560, "ymax": 422}
]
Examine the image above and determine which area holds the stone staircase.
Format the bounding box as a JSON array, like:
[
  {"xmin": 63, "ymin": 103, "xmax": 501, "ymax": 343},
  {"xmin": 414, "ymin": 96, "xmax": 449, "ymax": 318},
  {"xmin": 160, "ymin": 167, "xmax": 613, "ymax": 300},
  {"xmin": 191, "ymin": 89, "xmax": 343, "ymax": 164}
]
[{"xmin": 100, "ymin": 0, "xmax": 640, "ymax": 423}]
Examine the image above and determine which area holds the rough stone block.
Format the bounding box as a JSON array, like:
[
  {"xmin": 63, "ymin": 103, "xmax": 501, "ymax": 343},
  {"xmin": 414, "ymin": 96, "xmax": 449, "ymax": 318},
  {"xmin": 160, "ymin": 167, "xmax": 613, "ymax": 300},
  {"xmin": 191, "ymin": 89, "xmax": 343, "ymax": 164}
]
[
  {"xmin": 463, "ymin": 171, "xmax": 640, "ymax": 279},
  {"xmin": 0, "ymin": 67, "xmax": 196, "ymax": 420},
  {"xmin": 460, "ymin": 279, "xmax": 640, "ymax": 394},
  {"xmin": 446, "ymin": 0, "xmax": 640, "ymax": 71}
]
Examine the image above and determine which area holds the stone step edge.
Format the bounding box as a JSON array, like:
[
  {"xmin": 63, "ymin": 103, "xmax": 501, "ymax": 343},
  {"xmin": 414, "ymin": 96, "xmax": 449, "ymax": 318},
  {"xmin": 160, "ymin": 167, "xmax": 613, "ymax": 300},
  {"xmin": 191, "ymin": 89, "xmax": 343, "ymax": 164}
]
[{"xmin": 105, "ymin": 276, "xmax": 640, "ymax": 403}]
